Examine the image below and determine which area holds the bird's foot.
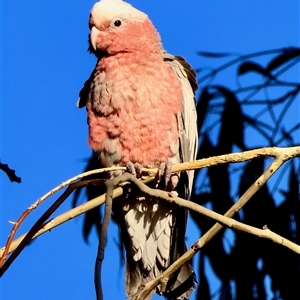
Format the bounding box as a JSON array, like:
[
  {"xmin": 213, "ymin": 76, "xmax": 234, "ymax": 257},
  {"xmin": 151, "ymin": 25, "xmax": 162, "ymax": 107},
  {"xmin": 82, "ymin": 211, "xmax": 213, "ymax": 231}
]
[
  {"xmin": 156, "ymin": 162, "xmax": 179, "ymax": 191},
  {"xmin": 125, "ymin": 162, "xmax": 145, "ymax": 202},
  {"xmin": 126, "ymin": 162, "xmax": 143, "ymax": 178}
]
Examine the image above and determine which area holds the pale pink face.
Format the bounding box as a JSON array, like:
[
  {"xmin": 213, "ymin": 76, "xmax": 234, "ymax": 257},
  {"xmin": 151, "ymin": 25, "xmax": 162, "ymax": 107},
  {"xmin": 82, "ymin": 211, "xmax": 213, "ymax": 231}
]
[{"xmin": 88, "ymin": 1, "xmax": 161, "ymax": 55}]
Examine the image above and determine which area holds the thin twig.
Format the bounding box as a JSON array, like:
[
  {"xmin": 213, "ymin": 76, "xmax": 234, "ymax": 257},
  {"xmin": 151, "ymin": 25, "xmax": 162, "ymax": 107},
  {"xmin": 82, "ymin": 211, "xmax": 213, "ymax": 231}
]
[
  {"xmin": 0, "ymin": 176, "xmax": 155, "ymax": 258},
  {"xmin": 0, "ymin": 166, "xmax": 126, "ymax": 266},
  {"xmin": 94, "ymin": 175, "xmax": 129, "ymax": 300},
  {"xmin": 137, "ymin": 150, "xmax": 299, "ymax": 299},
  {"xmin": 70, "ymin": 172, "xmax": 300, "ymax": 258},
  {"xmin": 1, "ymin": 147, "xmax": 299, "ymax": 279},
  {"xmin": 1, "ymin": 147, "xmax": 299, "ymax": 260},
  {"xmin": 198, "ymin": 48, "xmax": 288, "ymax": 82},
  {"xmin": 29, "ymin": 166, "xmax": 127, "ymax": 210},
  {"xmin": 0, "ymin": 180, "xmax": 102, "ymax": 275},
  {"xmin": 0, "ymin": 190, "xmax": 119, "ymax": 257}
]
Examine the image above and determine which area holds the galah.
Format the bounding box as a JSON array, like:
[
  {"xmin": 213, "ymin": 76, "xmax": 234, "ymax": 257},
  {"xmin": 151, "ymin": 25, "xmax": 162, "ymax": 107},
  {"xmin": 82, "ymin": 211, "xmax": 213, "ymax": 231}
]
[{"xmin": 78, "ymin": 1, "xmax": 198, "ymax": 299}]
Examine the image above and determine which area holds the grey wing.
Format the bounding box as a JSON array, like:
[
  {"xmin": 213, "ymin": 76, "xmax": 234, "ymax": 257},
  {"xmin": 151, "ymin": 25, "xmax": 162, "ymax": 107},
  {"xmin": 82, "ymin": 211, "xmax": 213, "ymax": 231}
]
[
  {"xmin": 77, "ymin": 69, "xmax": 97, "ymax": 108},
  {"xmin": 163, "ymin": 53, "xmax": 198, "ymax": 198}
]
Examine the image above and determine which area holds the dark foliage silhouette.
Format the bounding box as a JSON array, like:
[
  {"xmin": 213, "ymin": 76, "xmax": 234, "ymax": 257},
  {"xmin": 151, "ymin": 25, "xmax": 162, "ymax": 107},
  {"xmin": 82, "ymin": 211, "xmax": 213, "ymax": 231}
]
[{"xmin": 193, "ymin": 47, "xmax": 300, "ymax": 299}]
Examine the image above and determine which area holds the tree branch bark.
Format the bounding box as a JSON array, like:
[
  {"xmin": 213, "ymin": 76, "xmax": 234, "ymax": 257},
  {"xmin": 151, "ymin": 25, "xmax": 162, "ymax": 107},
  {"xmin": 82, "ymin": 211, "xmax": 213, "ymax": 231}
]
[{"xmin": 0, "ymin": 146, "xmax": 299, "ymax": 289}]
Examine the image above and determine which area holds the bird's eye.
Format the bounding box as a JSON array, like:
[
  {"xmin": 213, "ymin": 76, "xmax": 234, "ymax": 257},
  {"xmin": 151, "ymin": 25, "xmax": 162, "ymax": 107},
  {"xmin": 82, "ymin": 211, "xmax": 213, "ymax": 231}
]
[{"xmin": 114, "ymin": 20, "xmax": 122, "ymax": 27}]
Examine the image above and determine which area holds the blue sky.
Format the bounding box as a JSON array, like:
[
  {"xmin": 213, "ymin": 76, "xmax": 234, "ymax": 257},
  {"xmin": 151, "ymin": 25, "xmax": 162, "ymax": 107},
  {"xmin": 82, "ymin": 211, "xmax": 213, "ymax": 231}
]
[{"xmin": 1, "ymin": 1, "xmax": 299, "ymax": 300}]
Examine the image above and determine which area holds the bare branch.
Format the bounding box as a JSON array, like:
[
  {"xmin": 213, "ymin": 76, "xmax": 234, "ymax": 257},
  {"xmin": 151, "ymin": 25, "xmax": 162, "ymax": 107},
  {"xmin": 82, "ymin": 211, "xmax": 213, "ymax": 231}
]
[
  {"xmin": 137, "ymin": 147, "xmax": 300, "ymax": 299},
  {"xmin": 0, "ymin": 176, "xmax": 155, "ymax": 259},
  {"xmin": 94, "ymin": 175, "xmax": 132, "ymax": 300},
  {"xmin": 0, "ymin": 146, "xmax": 299, "ymax": 282},
  {"xmin": 134, "ymin": 164, "xmax": 300, "ymax": 299},
  {"xmin": 0, "ymin": 180, "xmax": 104, "ymax": 275}
]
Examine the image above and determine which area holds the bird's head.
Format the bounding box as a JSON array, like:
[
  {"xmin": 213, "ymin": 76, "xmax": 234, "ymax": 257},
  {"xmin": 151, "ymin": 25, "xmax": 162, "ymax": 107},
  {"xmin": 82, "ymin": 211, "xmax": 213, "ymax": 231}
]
[{"xmin": 88, "ymin": 0, "xmax": 162, "ymax": 56}]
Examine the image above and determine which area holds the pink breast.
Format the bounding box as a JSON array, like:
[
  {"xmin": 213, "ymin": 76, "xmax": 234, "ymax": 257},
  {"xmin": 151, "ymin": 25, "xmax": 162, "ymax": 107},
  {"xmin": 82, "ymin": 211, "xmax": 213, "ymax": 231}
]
[{"xmin": 88, "ymin": 53, "xmax": 182, "ymax": 168}]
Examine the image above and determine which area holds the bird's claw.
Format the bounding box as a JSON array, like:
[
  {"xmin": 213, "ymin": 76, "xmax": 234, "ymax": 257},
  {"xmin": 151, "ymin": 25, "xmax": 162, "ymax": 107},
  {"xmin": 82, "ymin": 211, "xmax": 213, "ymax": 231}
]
[
  {"xmin": 126, "ymin": 162, "xmax": 143, "ymax": 178},
  {"xmin": 125, "ymin": 162, "xmax": 145, "ymax": 202},
  {"xmin": 156, "ymin": 162, "xmax": 178, "ymax": 191}
]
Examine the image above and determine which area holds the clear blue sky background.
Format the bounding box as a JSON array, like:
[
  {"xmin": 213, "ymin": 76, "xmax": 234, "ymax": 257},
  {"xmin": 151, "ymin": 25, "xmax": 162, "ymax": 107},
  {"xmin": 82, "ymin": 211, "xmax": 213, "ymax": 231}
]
[{"xmin": 1, "ymin": 1, "xmax": 299, "ymax": 300}]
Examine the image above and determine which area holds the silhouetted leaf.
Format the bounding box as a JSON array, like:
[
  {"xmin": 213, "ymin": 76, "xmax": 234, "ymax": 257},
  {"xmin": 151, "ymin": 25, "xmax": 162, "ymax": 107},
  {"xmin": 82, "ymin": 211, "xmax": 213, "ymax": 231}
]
[
  {"xmin": 83, "ymin": 207, "xmax": 102, "ymax": 242},
  {"xmin": 205, "ymin": 237, "xmax": 231, "ymax": 282},
  {"xmin": 0, "ymin": 162, "xmax": 21, "ymax": 183},
  {"xmin": 237, "ymin": 61, "xmax": 274, "ymax": 78},
  {"xmin": 72, "ymin": 153, "xmax": 106, "ymax": 242},
  {"xmin": 288, "ymin": 162, "xmax": 299, "ymax": 200},
  {"xmin": 219, "ymin": 281, "xmax": 233, "ymax": 300},
  {"xmin": 197, "ymin": 87, "xmax": 213, "ymax": 132},
  {"xmin": 192, "ymin": 135, "xmax": 215, "ymax": 230},
  {"xmin": 197, "ymin": 51, "xmax": 234, "ymax": 58},
  {"xmin": 192, "ymin": 135, "xmax": 216, "ymax": 232},
  {"xmin": 266, "ymin": 48, "xmax": 300, "ymax": 72},
  {"xmin": 191, "ymin": 192, "xmax": 211, "ymax": 206},
  {"xmin": 197, "ymin": 133, "xmax": 214, "ymax": 160},
  {"xmin": 255, "ymin": 273, "xmax": 267, "ymax": 300},
  {"xmin": 208, "ymin": 164, "xmax": 234, "ymax": 216},
  {"xmin": 238, "ymin": 158, "xmax": 265, "ymax": 197},
  {"xmin": 213, "ymin": 86, "xmax": 246, "ymax": 151},
  {"xmin": 196, "ymin": 254, "xmax": 211, "ymax": 300}
]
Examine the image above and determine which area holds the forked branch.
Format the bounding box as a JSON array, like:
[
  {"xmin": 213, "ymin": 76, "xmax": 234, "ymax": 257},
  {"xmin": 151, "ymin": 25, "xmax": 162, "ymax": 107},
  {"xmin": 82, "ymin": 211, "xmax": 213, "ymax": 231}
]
[{"xmin": 0, "ymin": 146, "xmax": 299, "ymax": 298}]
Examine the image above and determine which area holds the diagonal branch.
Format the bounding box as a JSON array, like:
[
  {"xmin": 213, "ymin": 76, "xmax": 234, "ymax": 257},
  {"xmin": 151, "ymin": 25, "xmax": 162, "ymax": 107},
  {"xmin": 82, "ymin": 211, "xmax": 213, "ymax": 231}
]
[
  {"xmin": 137, "ymin": 152, "xmax": 298, "ymax": 299},
  {"xmin": 0, "ymin": 180, "xmax": 104, "ymax": 275},
  {"xmin": 0, "ymin": 146, "xmax": 299, "ymax": 280},
  {"xmin": 94, "ymin": 174, "xmax": 134, "ymax": 300}
]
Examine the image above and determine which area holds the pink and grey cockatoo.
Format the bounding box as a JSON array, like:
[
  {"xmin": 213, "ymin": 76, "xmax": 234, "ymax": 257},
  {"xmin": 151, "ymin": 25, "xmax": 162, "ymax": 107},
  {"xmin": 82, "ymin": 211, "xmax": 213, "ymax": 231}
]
[{"xmin": 78, "ymin": 1, "xmax": 198, "ymax": 299}]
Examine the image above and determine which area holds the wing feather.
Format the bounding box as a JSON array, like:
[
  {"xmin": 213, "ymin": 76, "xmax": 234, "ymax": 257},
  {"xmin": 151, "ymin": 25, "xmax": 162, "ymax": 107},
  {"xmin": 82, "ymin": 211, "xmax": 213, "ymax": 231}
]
[{"xmin": 163, "ymin": 52, "xmax": 198, "ymax": 197}]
